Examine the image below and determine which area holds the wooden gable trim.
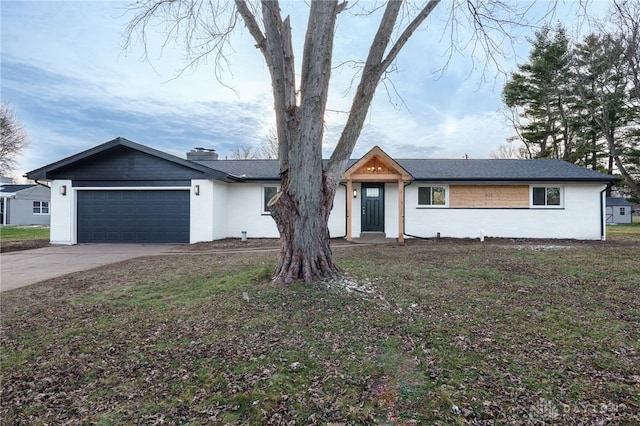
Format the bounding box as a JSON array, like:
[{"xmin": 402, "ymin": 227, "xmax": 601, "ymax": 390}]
[{"xmin": 342, "ymin": 146, "xmax": 412, "ymax": 182}]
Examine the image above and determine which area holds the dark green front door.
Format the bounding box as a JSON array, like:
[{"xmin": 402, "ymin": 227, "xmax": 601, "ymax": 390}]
[{"xmin": 361, "ymin": 183, "xmax": 384, "ymax": 232}]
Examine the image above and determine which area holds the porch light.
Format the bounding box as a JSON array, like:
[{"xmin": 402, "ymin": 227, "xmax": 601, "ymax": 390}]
[
  {"xmin": 353, "ymin": 189, "xmax": 357, "ymax": 198},
  {"xmin": 60, "ymin": 185, "xmax": 67, "ymax": 196},
  {"xmin": 194, "ymin": 185, "xmax": 200, "ymax": 196}
]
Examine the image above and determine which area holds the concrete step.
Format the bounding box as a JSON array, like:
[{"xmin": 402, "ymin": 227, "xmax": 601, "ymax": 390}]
[{"xmin": 359, "ymin": 232, "xmax": 386, "ymax": 239}]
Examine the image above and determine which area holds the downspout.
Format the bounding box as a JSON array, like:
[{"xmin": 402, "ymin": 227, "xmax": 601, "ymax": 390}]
[
  {"xmin": 600, "ymin": 184, "xmax": 609, "ymax": 241},
  {"xmin": 402, "ymin": 180, "xmax": 432, "ymax": 240}
]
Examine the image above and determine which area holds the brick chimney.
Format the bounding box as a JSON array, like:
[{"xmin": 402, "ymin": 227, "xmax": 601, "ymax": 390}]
[{"xmin": 187, "ymin": 147, "xmax": 218, "ymax": 161}]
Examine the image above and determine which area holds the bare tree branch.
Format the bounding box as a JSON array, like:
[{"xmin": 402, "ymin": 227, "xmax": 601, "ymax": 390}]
[
  {"xmin": 0, "ymin": 102, "xmax": 29, "ymax": 175},
  {"xmin": 124, "ymin": 0, "xmax": 239, "ymax": 90}
]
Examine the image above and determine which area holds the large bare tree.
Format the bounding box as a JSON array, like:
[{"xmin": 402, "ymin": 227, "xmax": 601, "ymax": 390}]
[
  {"xmin": 126, "ymin": 0, "xmax": 550, "ymax": 283},
  {"xmin": 0, "ymin": 102, "xmax": 29, "ymax": 176}
]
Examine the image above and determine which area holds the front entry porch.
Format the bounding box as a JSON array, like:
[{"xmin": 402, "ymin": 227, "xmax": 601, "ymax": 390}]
[{"xmin": 342, "ymin": 146, "xmax": 413, "ymax": 244}]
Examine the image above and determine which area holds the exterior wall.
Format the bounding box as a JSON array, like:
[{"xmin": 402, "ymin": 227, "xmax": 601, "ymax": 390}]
[
  {"xmin": 404, "ymin": 183, "xmax": 607, "ymax": 240},
  {"xmin": 45, "ymin": 178, "xmax": 609, "ymax": 244},
  {"xmin": 607, "ymin": 205, "xmax": 632, "ymax": 224},
  {"xmin": 349, "ymin": 183, "xmax": 399, "ymax": 238},
  {"xmin": 384, "ymin": 183, "xmax": 399, "ymax": 238},
  {"xmin": 1, "ymin": 186, "xmax": 51, "ymax": 226},
  {"xmin": 226, "ymin": 183, "xmax": 280, "ymax": 238},
  {"xmin": 328, "ymin": 185, "xmax": 346, "ymax": 238},
  {"xmin": 211, "ymin": 181, "xmax": 229, "ymax": 240},
  {"xmin": 224, "ymin": 182, "xmax": 348, "ymax": 239},
  {"xmin": 351, "ymin": 183, "xmax": 362, "ymax": 236},
  {"xmin": 190, "ymin": 179, "xmax": 215, "ymax": 243},
  {"xmin": 50, "ymin": 180, "xmax": 75, "ymax": 244},
  {"xmin": 190, "ymin": 179, "xmax": 230, "ymax": 242}
]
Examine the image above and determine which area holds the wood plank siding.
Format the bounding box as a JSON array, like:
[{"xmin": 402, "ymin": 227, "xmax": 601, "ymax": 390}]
[{"xmin": 449, "ymin": 185, "xmax": 529, "ymax": 208}]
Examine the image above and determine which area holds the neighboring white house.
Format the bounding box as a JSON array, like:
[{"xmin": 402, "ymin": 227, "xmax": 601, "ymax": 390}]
[
  {"xmin": 606, "ymin": 197, "xmax": 634, "ymax": 224},
  {"xmin": 25, "ymin": 137, "xmax": 616, "ymax": 245},
  {"xmin": 0, "ymin": 180, "xmax": 51, "ymax": 226}
]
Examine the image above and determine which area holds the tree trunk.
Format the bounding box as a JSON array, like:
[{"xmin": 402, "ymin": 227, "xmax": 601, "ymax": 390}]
[
  {"xmin": 235, "ymin": 0, "xmax": 440, "ymax": 283},
  {"xmin": 244, "ymin": 0, "xmax": 344, "ymax": 283},
  {"xmin": 604, "ymin": 130, "xmax": 640, "ymax": 199},
  {"xmin": 268, "ymin": 174, "xmax": 341, "ymax": 284}
]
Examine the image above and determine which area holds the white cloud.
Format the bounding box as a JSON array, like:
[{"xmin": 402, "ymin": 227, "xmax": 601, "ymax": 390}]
[{"xmin": 2, "ymin": 0, "xmax": 610, "ymax": 177}]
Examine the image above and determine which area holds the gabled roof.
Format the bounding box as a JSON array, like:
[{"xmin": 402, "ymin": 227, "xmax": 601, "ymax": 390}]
[
  {"xmin": 26, "ymin": 137, "xmax": 229, "ymax": 181},
  {"xmin": 343, "ymin": 146, "xmax": 412, "ymax": 182},
  {"xmin": 606, "ymin": 197, "xmax": 633, "ymax": 206},
  {"xmin": 0, "ymin": 184, "xmax": 41, "ymax": 194}
]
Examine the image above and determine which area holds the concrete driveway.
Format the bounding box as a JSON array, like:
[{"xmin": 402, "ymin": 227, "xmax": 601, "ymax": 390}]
[{"xmin": 1, "ymin": 244, "xmax": 178, "ymax": 292}]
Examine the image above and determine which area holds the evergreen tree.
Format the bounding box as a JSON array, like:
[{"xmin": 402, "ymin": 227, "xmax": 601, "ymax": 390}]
[
  {"xmin": 573, "ymin": 32, "xmax": 640, "ymax": 198},
  {"xmin": 502, "ymin": 25, "xmax": 574, "ymax": 160}
]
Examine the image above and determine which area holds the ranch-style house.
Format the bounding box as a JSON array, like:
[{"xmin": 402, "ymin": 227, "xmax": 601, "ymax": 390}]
[{"xmin": 25, "ymin": 137, "xmax": 616, "ymax": 245}]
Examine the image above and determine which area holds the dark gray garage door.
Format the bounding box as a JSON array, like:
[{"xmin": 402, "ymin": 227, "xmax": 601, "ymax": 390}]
[{"xmin": 77, "ymin": 190, "xmax": 190, "ymax": 243}]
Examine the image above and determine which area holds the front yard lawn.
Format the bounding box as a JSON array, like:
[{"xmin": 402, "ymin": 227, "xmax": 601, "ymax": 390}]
[
  {"xmin": 0, "ymin": 225, "xmax": 49, "ymax": 242},
  {"xmin": 607, "ymin": 217, "xmax": 640, "ymax": 239},
  {"xmin": 1, "ymin": 239, "xmax": 639, "ymax": 424}
]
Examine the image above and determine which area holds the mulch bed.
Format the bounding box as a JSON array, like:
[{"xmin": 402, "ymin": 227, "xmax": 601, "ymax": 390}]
[{"xmin": 0, "ymin": 239, "xmax": 50, "ymax": 253}]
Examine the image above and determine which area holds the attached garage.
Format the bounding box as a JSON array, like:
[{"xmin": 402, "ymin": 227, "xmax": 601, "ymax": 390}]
[
  {"xmin": 25, "ymin": 138, "xmax": 230, "ymax": 245},
  {"xmin": 77, "ymin": 190, "xmax": 190, "ymax": 243}
]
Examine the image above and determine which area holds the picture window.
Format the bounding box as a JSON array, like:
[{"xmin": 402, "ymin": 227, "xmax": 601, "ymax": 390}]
[
  {"xmin": 532, "ymin": 186, "xmax": 562, "ymax": 207},
  {"xmin": 418, "ymin": 186, "xmax": 447, "ymax": 207}
]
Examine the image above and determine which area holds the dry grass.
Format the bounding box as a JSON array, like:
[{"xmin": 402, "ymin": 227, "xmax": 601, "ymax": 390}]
[{"xmin": 1, "ymin": 237, "xmax": 639, "ymax": 424}]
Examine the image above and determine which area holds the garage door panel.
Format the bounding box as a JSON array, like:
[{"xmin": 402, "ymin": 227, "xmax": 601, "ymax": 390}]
[{"xmin": 77, "ymin": 190, "xmax": 190, "ymax": 243}]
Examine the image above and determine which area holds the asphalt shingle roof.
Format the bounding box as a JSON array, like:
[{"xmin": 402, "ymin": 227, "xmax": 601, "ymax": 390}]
[
  {"xmin": 606, "ymin": 197, "xmax": 633, "ymax": 206},
  {"xmin": 194, "ymin": 158, "xmax": 614, "ymax": 182},
  {"xmin": 397, "ymin": 159, "xmax": 613, "ymax": 182},
  {"xmin": 195, "ymin": 160, "xmax": 282, "ymax": 181},
  {"xmin": 24, "ymin": 137, "xmax": 615, "ymax": 184},
  {"xmin": 0, "ymin": 184, "xmax": 38, "ymax": 193}
]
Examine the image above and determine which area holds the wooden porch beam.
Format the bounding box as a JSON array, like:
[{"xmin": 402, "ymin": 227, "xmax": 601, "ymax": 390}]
[
  {"xmin": 346, "ymin": 179, "xmax": 353, "ymax": 241},
  {"xmin": 398, "ymin": 179, "xmax": 404, "ymax": 245}
]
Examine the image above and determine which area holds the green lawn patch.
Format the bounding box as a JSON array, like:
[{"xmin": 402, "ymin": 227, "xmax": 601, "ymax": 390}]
[
  {"xmin": 0, "ymin": 225, "xmax": 50, "ymax": 242},
  {"xmin": 1, "ymin": 240, "xmax": 639, "ymax": 424},
  {"xmin": 607, "ymin": 218, "xmax": 640, "ymax": 238}
]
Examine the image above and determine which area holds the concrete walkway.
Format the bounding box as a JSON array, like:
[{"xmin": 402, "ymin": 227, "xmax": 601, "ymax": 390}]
[{"xmin": 0, "ymin": 244, "xmax": 178, "ymax": 292}]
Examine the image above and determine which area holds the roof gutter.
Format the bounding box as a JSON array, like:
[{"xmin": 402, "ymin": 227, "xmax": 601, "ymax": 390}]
[
  {"xmin": 35, "ymin": 180, "xmax": 51, "ymax": 189},
  {"xmin": 410, "ymin": 178, "xmax": 615, "ymax": 184}
]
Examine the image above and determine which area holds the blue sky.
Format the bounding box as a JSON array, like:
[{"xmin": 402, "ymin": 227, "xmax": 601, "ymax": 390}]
[{"xmin": 1, "ymin": 1, "xmax": 606, "ymax": 179}]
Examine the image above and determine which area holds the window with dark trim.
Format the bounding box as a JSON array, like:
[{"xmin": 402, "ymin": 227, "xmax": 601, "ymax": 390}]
[
  {"xmin": 620, "ymin": 207, "xmax": 626, "ymax": 216},
  {"xmin": 33, "ymin": 201, "xmax": 50, "ymax": 215},
  {"xmin": 262, "ymin": 185, "xmax": 280, "ymax": 214},
  {"xmin": 418, "ymin": 186, "xmax": 447, "ymax": 207},
  {"xmin": 531, "ymin": 186, "xmax": 562, "ymax": 207}
]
